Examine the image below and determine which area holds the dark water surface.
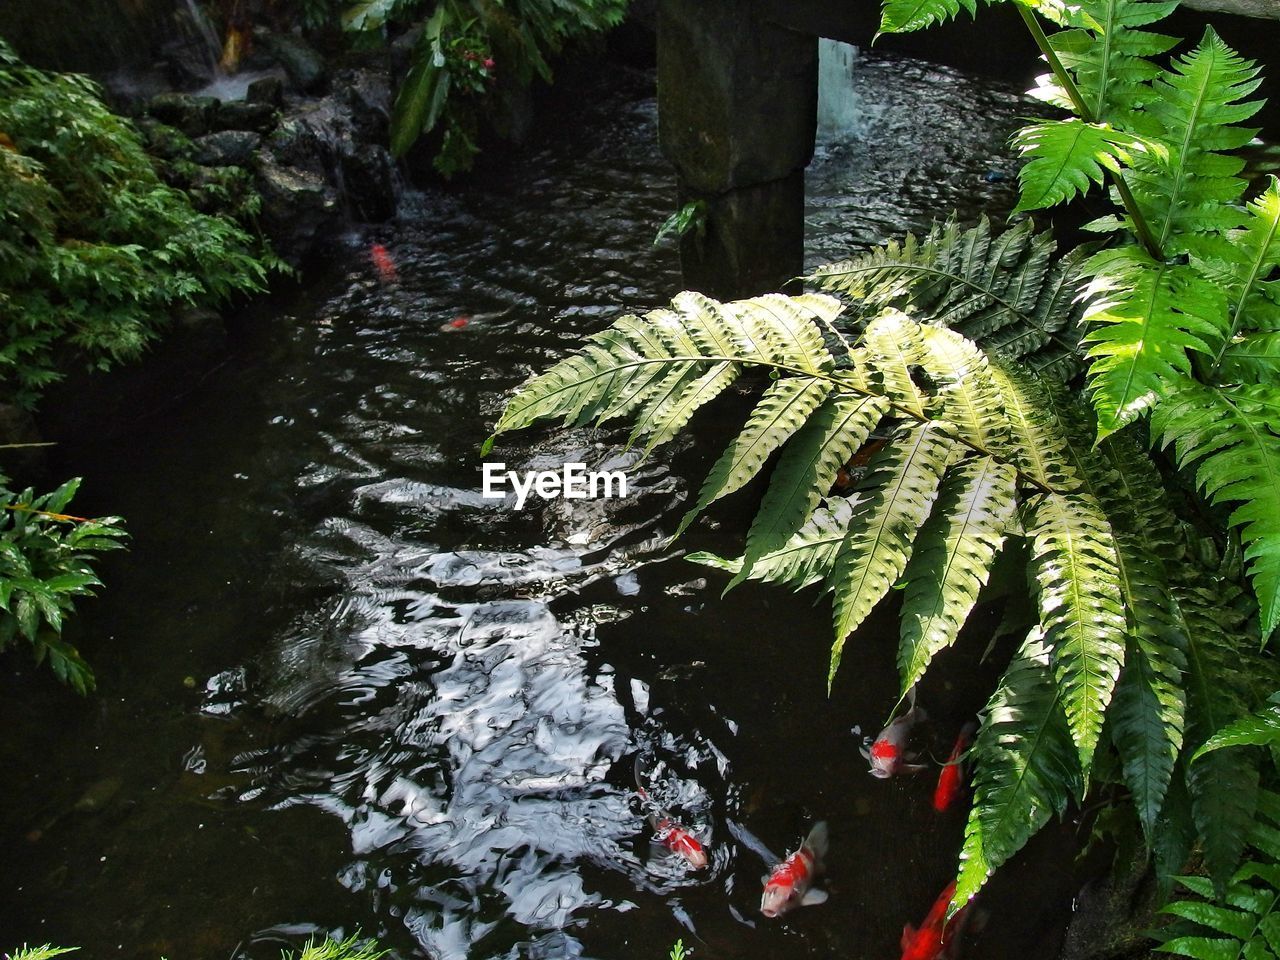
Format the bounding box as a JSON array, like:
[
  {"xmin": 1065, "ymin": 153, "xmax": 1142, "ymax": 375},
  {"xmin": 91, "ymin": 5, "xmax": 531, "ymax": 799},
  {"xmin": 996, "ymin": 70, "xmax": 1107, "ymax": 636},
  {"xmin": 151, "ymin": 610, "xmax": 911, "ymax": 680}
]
[{"xmin": 1, "ymin": 57, "xmax": 1079, "ymax": 959}]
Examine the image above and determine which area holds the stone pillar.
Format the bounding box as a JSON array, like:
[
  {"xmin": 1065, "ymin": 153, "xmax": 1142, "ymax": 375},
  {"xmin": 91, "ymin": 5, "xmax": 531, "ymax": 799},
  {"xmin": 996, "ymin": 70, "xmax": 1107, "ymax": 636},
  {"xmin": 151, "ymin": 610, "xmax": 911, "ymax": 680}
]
[{"xmin": 658, "ymin": 0, "xmax": 818, "ymax": 299}]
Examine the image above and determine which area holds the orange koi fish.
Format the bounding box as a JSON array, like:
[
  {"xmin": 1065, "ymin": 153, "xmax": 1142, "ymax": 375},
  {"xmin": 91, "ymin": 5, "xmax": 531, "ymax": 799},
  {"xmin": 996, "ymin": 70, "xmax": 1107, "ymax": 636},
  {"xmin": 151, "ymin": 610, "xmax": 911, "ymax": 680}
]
[
  {"xmin": 933, "ymin": 722, "xmax": 977, "ymax": 813},
  {"xmin": 369, "ymin": 243, "xmax": 397, "ymax": 282},
  {"xmin": 634, "ymin": 757, "xmax": 708, "ymax": 870},
  {"xmin": 901, "ymin": 881, "xmax": 973, "ymax": 960},
  {"xmin": 760, "ymin": 822, "xmax": 828, "ymax": 918}
]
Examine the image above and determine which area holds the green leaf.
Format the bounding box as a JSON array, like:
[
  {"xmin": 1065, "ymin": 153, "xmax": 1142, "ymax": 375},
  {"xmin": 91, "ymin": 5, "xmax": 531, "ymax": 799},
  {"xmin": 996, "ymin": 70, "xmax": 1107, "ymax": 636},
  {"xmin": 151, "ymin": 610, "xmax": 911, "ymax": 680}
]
[
  {"xmin": 829, "ymin": 424, "xmax": 955, "ymax": 688},
  {"xmin": 389, "ymin": 55, "xmax": 450, "ymax": 158},
  {"xmin": 1153, "ymin": 380, "xmax": 1280, "ymax": 638},
  {"xmin": 953, "ymin": 629, "xmax": 1081, "ymax": 913},
  {"xmin": 1012, "ymin": 119, "xmax": 1145, "ymax": 213},
  {"xmin": 1082, "ymin": 247, "xmax": 1229, "ymax": 438},
  {"xmin": 1195, "ymin": 703, "xmax": 1280, "ymax": 760},
  {"xmin": 729, "ymin": 394, "xmax": 889, "ymax": 590},
  {"xmin": 677, "ymin": 377, "xmax": 831, "ymax": 537},
  {"xmin": 877, "ymin": 0, "xmax": 980, "ymax": 36},
  {"xmin": 898, "ymin": 456, "xmax": 1018, "ymax": 694}
]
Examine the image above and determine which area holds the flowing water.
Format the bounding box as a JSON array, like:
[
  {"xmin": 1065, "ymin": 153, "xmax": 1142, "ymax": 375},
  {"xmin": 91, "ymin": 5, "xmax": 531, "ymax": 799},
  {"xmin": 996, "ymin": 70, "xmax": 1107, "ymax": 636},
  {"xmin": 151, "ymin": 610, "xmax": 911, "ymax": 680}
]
[{"xmin": 1, "ymin": 56, "xmax": 1078, "ymax": 960}]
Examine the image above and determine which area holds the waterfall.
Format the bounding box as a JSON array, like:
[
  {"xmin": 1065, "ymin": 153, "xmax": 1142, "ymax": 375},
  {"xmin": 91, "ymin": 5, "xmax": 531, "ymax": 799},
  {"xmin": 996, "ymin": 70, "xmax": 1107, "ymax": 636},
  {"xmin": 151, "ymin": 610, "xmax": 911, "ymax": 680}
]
[
  {"xmin": 816, "ymin": 38, "xmax": 865, "ymax": 142},
  {"xmin": 173, "ymin": 0, "xmax": 224, "ymax": 83}
]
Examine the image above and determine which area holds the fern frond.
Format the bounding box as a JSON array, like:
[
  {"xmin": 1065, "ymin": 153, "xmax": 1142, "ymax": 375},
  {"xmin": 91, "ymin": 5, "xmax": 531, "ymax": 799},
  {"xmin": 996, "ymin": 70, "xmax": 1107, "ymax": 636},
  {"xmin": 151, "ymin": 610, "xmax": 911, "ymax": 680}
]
[
  {"xmin": 1012, "ymin": 119, "xmax": 1148, "ymax": 213},
  {"xmin": 1194, "ymin": 698, "xmax": 1280, "ymax": 760},
  {"xmin": 861, "ymin": 311, "xmax": 931, "ymax": 419},
  {"xmin": 829, "ymin": 424, "xmax": 957, "ymax": 689},
  {"xmin": 809, "ymin": 218, "xmax": 1085, "ymax": 377},
  {"xmin": 728, "ymin": 395, "xmax": 889, "ymax": 590},
  {"xmin": 1207, "ymin": 176, "xmax": 1280, "ymax": 378},
  {"xmin": 1045, "ymin": 0, "xmax": 1179, "ymax": 123},
  {"xmin": 877, "ymin": 0, "xmax": 980, "ymax": 36},
  {"xmin": 676, "ymin": 378, "xmax": 831, "ymax": 536},
  {"xmin": 916, "ymin": 325, "xmax": 1012, "ymax": 454},
  {"xmin": 486, "ymin": 292, "xmax": 842, "ymax": 450},
  {"xmin": 1081, "ymin": 247, "xmax": 1228, "ymax": 439},
  {"xmin": 1093, "ymin": 433, "xmax": 1189, "ymax": 840},
  {"xmin": 1125, "ymin": 30, "xmax": 1263, "ymax": 253},
  {"xmin": 953, "ymin": 629, "xmax": 1082, "ymax": 913},
  {"xmin": 1179, "ymin": 582, "xmax": 1262, "ymax": 893},
  {"xmin": 687, "ymin": 496, "xmax": 858, "ymax": 590},
  {"xmin": 897, "ymin": 457, "xmax": 1018, "ymax": 694},
  {"xmin": 1152, "ymin": 379, "xmax": 1280, "ymax": 638}
]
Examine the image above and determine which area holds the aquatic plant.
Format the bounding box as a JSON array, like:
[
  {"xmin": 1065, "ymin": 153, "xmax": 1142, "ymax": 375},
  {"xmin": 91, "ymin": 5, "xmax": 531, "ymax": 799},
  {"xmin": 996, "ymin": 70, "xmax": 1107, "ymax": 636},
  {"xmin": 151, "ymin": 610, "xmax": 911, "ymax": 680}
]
[
  {"xmin": 0, "ymin": 473, "xmax": 127, "ymax": 693},
  {"xmin": 486, "ymin": 0, "xmax": 1280, "ymax": 915},
  {"xmin": 0, "ymin": 936, "xmax": 384, "ymax": 960},
  {"xmin": 2, "ymin": 947, "xmax": 77, "ymax": 960},
  {"xmin": 339, "ymin": 0, "xmax": 628, "ymax": 174},
  {"xmin": 0, "ymin": 38, "xmax": 279, "ymax": 408}
]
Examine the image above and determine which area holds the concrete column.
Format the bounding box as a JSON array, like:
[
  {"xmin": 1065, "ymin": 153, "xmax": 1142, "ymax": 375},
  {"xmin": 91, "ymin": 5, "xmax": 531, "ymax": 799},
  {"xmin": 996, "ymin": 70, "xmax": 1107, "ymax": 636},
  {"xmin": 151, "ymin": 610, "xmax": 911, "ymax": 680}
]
[{"xmin": 658, "ymin": 0, "xmax": 818, "ymax": 298}]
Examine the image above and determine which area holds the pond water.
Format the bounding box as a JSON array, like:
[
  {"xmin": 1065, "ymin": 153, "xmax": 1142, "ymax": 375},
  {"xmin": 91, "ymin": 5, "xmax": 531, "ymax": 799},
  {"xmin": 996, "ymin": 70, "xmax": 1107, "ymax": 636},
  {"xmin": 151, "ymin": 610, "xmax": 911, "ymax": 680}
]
[{"xmin": 1, "ymin": 54, "xmax": 1080, "ymax": 960}]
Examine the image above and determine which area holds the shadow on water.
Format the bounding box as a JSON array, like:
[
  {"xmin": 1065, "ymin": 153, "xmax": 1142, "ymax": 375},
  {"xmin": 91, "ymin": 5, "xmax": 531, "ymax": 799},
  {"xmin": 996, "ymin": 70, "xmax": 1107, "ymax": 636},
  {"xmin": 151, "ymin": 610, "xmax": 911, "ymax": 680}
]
[{"xmin": 0, "ymin": 57, "xmax": 1079, "ymax": 959}]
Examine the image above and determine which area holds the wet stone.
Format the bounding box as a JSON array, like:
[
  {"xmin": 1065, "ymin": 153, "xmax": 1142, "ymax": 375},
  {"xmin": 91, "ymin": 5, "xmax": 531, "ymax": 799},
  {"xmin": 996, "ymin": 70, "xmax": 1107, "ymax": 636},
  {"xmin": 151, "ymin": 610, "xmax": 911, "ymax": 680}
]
[
  {"xmin": 193, "ymin": 130, "xmax": 262, "ymax": 167},
  {"xmin": 246, "ymin": 74, "xmax": 286, "ymax": 107},
  {"xmin": 213, "ymin": 100, "xmax": 279, "ymax": 135},
  {"xmin": 145, "ymin": 92, "xmax": 220, "ymax": 138},
  {"xmin": 260, "ymin": 31, "xmax": 327, "ymax": 93}
]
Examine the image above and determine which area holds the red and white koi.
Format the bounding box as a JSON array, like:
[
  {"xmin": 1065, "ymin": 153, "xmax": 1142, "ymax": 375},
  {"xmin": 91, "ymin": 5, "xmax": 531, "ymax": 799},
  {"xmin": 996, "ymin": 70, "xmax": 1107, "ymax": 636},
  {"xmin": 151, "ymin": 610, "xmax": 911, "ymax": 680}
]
[
  {"xmin": 760, "ymin": 821, "xmax": 829, "ymax": 918},
  {"xmin": 933, "ymin": 722, "xmax": 977, "ymax": 812},
  {"xmin": 634, "ymin": 757, "xmax": 708, "ymax": 870},
  {"xmin": 900, "ymin": 881, "xmax": 973, "ymax": 960},
  {"xmin": 862, "ymin": 687, "xmax": 929, "ymax": 779}
]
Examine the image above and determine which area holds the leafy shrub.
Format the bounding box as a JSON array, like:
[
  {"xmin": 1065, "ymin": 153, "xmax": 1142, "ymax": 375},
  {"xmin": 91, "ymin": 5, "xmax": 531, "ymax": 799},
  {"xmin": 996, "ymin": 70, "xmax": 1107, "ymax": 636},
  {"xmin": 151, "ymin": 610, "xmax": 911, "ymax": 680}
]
[
  {"xmin": 0, "ymin": 38, "xmax": 279, "ymax": 408},
  {"xmin": 340, "ymin": 0, "xmax": 628, "ymax": 174},
  {"xmin": 0, "ymin": 473, "xmax": 127, "ymax": 693}
]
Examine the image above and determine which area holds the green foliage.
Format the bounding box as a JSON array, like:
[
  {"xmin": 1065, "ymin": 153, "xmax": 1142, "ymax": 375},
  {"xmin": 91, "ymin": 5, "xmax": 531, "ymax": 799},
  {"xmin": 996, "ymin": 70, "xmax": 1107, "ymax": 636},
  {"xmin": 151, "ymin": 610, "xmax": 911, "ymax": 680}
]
[
  {"xmin": 654, "ymin": 200, "xmax": 707, "ymax": 248},
  {"xmin": 0, "ymin": 39, "xmax": 278, "ymax": 407},
  {"xmin": 488, "ymin": 287, "xmax": 1261, "ymax": 911},
  {"xmin": 0, "ymin": 474, "xmax": 127, "ymax": 693},
  {"xmin": 289, "ymin": 934, "xmax": 387, "ymax": 960},
  {"xmin": 1194, "ymin": 695, "xmax": 1280, "ymax": 760},
  {"xmin": 345, "ymin": 0, "xmax": 627, "ymax": 174},
  {"xmin": 1010, "ymin": 118, "xmax": 1148, "ymax": 214},
  {"xmin": 3, "ymin": 947, "xmax": 78, "ymax": 960},
  {"xmin": 668, "ymin": 940, "xmax": 689, "ymax": 960},
  {"xmin": 1154, "ymin": 790, "xmax": 1280, "ymax": 960},
  {"xmin": 809, "ymin": 217, "xmax": 1087, "ymax": 379}
]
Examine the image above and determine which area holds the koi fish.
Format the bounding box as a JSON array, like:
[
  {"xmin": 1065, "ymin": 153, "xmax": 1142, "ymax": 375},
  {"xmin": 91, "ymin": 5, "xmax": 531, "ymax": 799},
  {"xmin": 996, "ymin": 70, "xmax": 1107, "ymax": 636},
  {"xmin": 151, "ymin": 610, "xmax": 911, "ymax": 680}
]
[
  {"xmin": 634, "ymin": 757, "xmax": 708, "ymax": 870},
  {"xmin": 861, "ymin": 687, "xmax": 929, "ymax": 779},
  {"xmin": 760, "ymin": 821, "xmax": 829, "ymax": 918},
  {"xmin": 443, "ymin": 316, "xmax": 470, "ymax": 330},
  {"xmin": 370, "ymin": 243, "xmax": 397, "ymax": 282},
  {"xmin": 900, "ymin": 881, "xmax": 973, "ymax": 960},
  {"xmin": 933, "ymin": 722, "xmax": 977, "ymax": 812}
]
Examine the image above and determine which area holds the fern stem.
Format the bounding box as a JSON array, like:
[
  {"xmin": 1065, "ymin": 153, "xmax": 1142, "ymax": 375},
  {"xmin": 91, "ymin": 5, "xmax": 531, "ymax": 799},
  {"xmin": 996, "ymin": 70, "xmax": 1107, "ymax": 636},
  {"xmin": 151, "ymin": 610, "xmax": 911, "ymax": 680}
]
[
  {"xmin": 2, "ymin": 503, "xmax": 91, "ymax": 524},
  {"xmin": 1014, "ymin": 3, "xmax": 1164, "ymax": 261}
]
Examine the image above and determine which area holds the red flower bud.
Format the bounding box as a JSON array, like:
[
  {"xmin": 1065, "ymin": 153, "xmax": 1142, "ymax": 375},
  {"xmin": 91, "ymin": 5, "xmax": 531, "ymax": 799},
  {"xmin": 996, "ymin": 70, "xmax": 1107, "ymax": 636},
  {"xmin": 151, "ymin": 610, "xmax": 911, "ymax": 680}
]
[{"xmin": 483, "ymin": 57, "xmax": 495, "ymax": 70}]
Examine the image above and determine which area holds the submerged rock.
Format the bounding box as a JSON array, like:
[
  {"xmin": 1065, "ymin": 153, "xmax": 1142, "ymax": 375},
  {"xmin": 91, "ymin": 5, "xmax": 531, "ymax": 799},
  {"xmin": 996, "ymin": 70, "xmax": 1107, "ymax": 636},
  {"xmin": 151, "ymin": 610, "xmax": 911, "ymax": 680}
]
[{"xmin": 246, "ymin": 74, "xmax": 286, "ymax": 107}]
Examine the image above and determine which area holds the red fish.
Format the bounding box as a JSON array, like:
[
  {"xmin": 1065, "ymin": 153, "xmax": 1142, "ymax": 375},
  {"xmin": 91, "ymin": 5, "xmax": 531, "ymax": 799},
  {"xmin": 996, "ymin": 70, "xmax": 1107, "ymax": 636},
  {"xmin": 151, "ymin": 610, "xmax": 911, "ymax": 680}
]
[
  {"xmin": 634, "ymin": 758, "xmax": 708, "ymax": 870},
  {"xmin": 862, "ymin": 687, "xmax": 929, "ymax": 779},
  {"xmin": 370, "ymin": 243, "xmax": 397, "ymax": 282},
  {"xmin": 446, "ymin": 316, "xmax": 469, "ymax": 329},
  {"xmin": 933, "ymin": 722, "xmax": 978, "ymax": 812},
  {"xmin": 901, "ymin": 881, "xmax": 973, "ymax": 960},
  {"xmin": 760, "ymin": 822, "xmax": 829, "ymax": 918}
]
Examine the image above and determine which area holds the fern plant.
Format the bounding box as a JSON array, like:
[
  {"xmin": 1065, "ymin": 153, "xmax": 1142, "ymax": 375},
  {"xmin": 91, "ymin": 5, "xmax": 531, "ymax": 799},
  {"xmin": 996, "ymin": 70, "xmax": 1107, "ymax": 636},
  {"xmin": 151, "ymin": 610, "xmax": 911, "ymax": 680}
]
[
  {"xmin": 871, "ymin": 0, "xmax": 1280, "ymax": 644},
  {"xmin": 486, "ymin": 282, "xmax": 1271, "ymax": 912},
  {"xmin": 1154, "ymin": 789, "xmax": 1280, "ymax": 960}
]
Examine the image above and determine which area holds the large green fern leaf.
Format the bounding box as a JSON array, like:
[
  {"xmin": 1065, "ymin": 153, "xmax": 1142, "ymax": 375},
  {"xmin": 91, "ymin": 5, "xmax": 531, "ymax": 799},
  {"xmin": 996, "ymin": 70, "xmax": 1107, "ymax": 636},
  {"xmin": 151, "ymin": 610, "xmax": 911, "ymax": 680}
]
[
  {"xmin": 809, "ymin": 218, "xmax": 1085, "ymax": 378},
  {"xmin": 953, "ymin": 629, "xmax": 1082, "ymax": 913},
  {"xmin": 1152, "ymin": 379, "xmax": 1280, "ymax": 639},
  {"xmin": 829, "ymin": 424, "xmax": 956, "ymax": 689},
  {"xmin": 727, "ymin": 395, "xmax": 889, "ymax": 590},
  {"xmin": 897, "ymin": 457, "xmax": 1018, "ymax": 694},
  {"xmin": 1207, "ymin": 176, "xmax": 1280, "ymax": 378},
  {"xmin": 1081, "ymin": 247, "xmax": 1228, "ymax": 439},
  {"xmin": 1012, "ymin": 119, "xmax": 1146, "ymax": 213}
]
